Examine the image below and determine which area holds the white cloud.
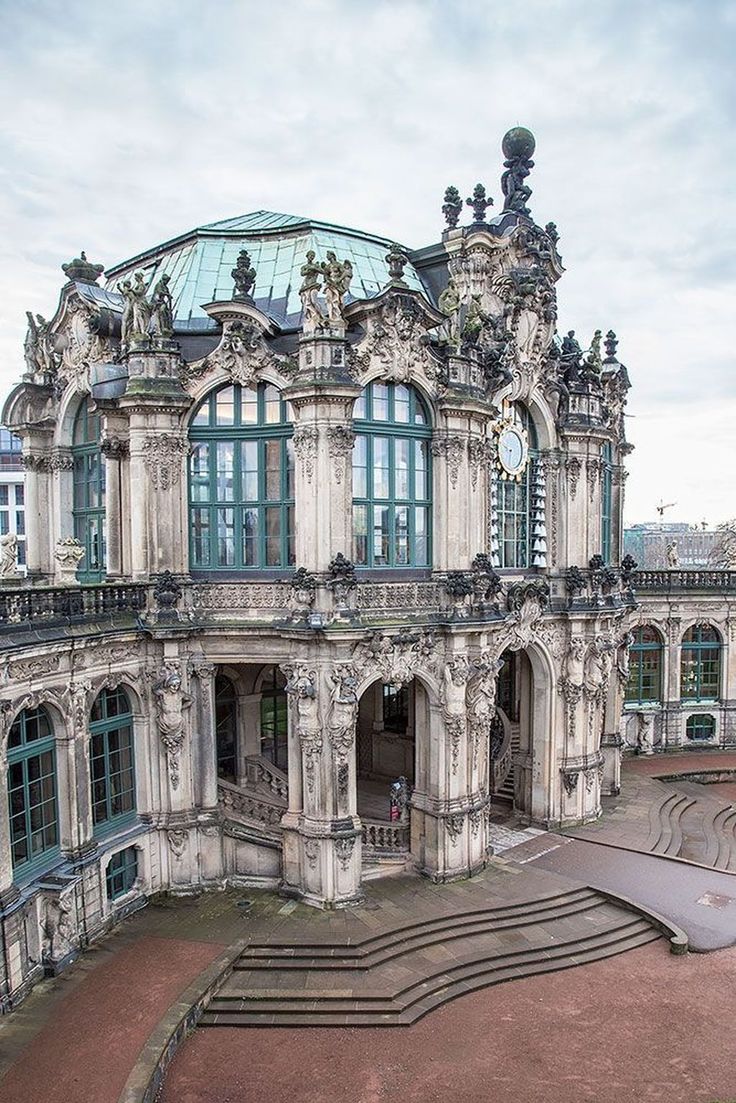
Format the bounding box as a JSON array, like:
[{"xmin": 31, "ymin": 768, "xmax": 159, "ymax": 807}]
[{"xmin": 0, "ymin": 0, "xmax": 734, "ymax": 523}]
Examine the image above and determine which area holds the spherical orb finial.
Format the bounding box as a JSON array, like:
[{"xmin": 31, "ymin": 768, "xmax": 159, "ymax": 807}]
[{"xmin": 502, "ymin": 126, "xmax": 536, "ymax": 160}]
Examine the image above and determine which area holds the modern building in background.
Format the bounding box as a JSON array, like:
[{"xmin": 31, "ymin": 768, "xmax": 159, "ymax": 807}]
[
  {"xmin": 624, "ymin": 522, "xmax": 719, "ymax": 569},
  {"xmin": 0, "ymin": 126, "xmax": 733, "ymax": 1013},
  {"xmin": 0, "ymin": 428, "xmax": 26, "ymax": 572}
]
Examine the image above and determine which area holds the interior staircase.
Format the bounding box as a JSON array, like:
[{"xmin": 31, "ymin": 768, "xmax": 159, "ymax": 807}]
[{"xmin": 200, "ymin": 885, "xmax": 661, "ymax": 1027}]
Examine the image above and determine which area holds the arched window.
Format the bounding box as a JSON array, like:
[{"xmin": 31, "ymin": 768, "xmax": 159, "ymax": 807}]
[
  {"xmin": 7, "ymin": 705, "xmax": 58, "ymax": 876},
  {"xmin": 259, "ymin": 666, "xmax": 287, "ymax": 770},
  {"xmin": 681, "ymin": 625, "xmax": 721, "ymax": 701},
  {"xmin": 189, "ymin": 382, "xmax": 294, "ymax": 570},
  {"xmin": 600, "ymin": 441, "xmax": 613, "ymax": 563},
  {"xmin": 625, "ymin": 626, "xmax": 663, "ymax": 705},
  {"xmin": 72, "ymin": 397, "xmax": 106, "ymax": 581},
  {"xmin": 686, "ymin": 714, "xmax": 716, "ymax": 742},
  {"xmin": 352, "ymin": 382, "xmax": 431, "ymax": 568},
  {"xmin": 90, "ymin": 687, "xmax": 136, "ymax": 833},
  {"xmin": 215, "ymin": 675, "xmax": 237, "ymax": 782},
  {"xmin": 495, "ymin": 405, "xmax": 539, "ymax": 569}
]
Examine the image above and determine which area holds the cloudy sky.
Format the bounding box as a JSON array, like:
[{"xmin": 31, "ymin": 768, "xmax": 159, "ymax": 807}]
[{"xmin": 0, "ymin": 0, "xmax": 734, "ymax": 525}]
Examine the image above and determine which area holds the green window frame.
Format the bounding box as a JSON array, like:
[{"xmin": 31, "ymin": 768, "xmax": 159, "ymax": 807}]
[
  {"xmin": 625, "ymin": 626, "xmax": 663, "ymax": 705},
  {"xmin": 106, "ymin": 845, "xmax": 138, "ymax": 900},
  {"xmin": 259, "ymin": 666, "xmax": 287, "ymax": 771},
  {"xmin": 215, "ymin": 674, "xmax": 237, "ymax": 782},
  {"xmin": 188, "ymin": 383, "xmax": 295, "ymax": 571},
  {"xmin": 7, "ymin": 706, "xmax": 59, "ymax": 879},
  {"xmin": 601, "ymin": 441, "xmax": 613, "ymax": 563},
  {"xmin": 352, "ymin": 382, "xmax": 432, "ymax": 568},
  {"xmin": 681, "ymin": 625, "xmax": 721, "ymax": 702},
  {"xmin": 72, "ymin": 397, "xmax": 106, "ymax": 581},
  {"xmin": 90, "ymin": 687, "xmax": 136, "ymax": 835},
  {"xmin": 686, "ymin": 714, "xmax": 716, "ymax": 742},
  {"xmin": 496, "ymin": 405, "xmax": 538, "ymax": 569}
]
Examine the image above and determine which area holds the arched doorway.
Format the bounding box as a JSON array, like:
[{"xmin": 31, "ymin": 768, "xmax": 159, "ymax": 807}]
[{"xmin": 356, "ymin": 678, "xmax": 425, "ymax": 870}]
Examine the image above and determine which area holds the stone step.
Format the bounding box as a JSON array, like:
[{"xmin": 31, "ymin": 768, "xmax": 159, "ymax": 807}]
[
  {"xmin": 202, "ymin": 920, "xmax": 660, "ymax": 1028},
  {"xmin": 236, "ymin": 887, "xmax": 599, "ymax": 969}
]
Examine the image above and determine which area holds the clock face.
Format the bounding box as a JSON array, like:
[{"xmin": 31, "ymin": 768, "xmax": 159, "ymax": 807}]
[{"xmin": 499, "ymin": 428, "xmax": 526, "ymax": 475}]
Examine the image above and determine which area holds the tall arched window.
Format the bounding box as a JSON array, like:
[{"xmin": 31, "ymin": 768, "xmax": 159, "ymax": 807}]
[
  {"xmin": 90, "ymin": 687, "xmax": 136, "ymax": 833},
  {"xmin": 189, "ymin": 382, "xmax": 294, "ymax": 570},
  {"xmin": 681, "ymin": 625, "xmax": 721, "ymax": 701},
  {"xmin": 259, "ymin": 666, "xmax": 287, "ymax": 770},
  {"xmin": 7, "ymin": 705, "xmax": 59, "ymax": 876},
  {"xmin": 625, "ymin": 626, "xmax": 663, "ymax": 705},
  {"xmin": 600, "ymin": 441, "xmax": 613, "ymax": 563},
  {"xmin": 352, "ymin": 382, "xmax": 431, "ymax": 568},
  {"xmin": 215, "ymin": 674, "xmax": 237, "ymax": 782},
  {"xmin": 495, "ymin": 405, "xmax": 538, "ymax": 569},
  {"xmin": 72, "ymin": 398, "xmax": 106, "ymax": 581}
]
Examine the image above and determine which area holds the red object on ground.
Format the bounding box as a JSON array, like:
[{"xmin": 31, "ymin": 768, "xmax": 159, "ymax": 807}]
[
  {"xmin": 160, "ymin": 943, "xmax": 736, "ymax": 1103},
  {"xmin": 0, "ymin": 936, "xmax": 224, "ymax": 1103}
]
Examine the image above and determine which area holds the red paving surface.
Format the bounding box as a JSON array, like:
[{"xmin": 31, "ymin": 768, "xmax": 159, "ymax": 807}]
[
  {"xmin": 625, "ymin": 752, "xmax": 736, "ymax": 777},
  {"xmin": 161, "ymin": 942, "xmax": 736, "ymax": 1103},
  {"xmin": 0, "ymin": 936, "xmax": 224, "ymax": 1103}
]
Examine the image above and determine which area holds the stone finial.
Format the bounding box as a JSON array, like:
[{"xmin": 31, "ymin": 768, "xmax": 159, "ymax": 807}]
[
  {"xmin": 385, "ymin": 243, "xmax": 409, "ymax": 287},
  {"xmin": 61, "ymin": 251, "xmax": 104, "ymax": 284},
  {"xmin": 232, "ymin": 249, "xmax": 257, "ymax": 300},
  {"xmin": 545, "ymin": 222, "xmax": 559, "ymax": 248},
  {"xmin": 500, "ymin": 127, "xmax": 536, "ymax": 216},
  {"xmin": 466, "ymin": 183, "xmax": 494, "ymax": 223},
  {"xmin": 442, "ymin": 185, "xmax": 463, "ymax": 229},
  {"xmin": 604, "ymin": 329, "xmax": 618, "ymax": 361}
]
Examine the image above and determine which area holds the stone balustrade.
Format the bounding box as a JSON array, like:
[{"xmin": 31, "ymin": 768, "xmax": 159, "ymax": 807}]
[
  {"xmin": 217, "ymin": 779, "xmax": 286, "ymax": 828},
  {"xmin": 361, "ymin": 818, "xmax": 410, "ymax": 853}
]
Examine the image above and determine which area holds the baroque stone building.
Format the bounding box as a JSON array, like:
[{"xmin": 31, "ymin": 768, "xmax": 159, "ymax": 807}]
[{"xmin": 0, "ymin": 128, "xmax": 640, "ymax": 1008}]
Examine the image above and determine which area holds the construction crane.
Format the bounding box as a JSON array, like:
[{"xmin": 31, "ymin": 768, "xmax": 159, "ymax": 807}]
[{"xmin": 656, "ymin": 499, "xmax": 677, "ymax": 518}]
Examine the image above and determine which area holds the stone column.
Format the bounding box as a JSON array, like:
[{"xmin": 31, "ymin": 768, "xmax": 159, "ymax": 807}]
[
  {"xmin": 100, "ymin": 435, "xmax": 129, "ymax": 579},
  {"xmin": 191, "ymin": 663, "xmax": 217, "ymax": 812},
  {"xmin": 21, "ymin": 453, "xmax": 53, "ymax": 578},
  {"xmin": 279, "ymin": 662, "xmax": 361, "ymax": 909}
]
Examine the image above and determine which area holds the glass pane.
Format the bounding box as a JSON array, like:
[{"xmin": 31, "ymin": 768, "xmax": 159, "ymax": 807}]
[
  {"xmin": 414, "ymin": 440, "xmax": 427, "ymax": 499},
  {"xmin": 265, "ymin": 440, "xmax": 281, "ymax": 501},
  {"xmin": 353, "ymin": 504, "xmax": 368, "ymax": 565},
  {"xmin": 395, "ymin": 506, "xmax": 409, "ymax": 564},
  {"xmin": 242, "ymin": 441, "xmax": 258, "ymax": 501},
  {"xmin": 216, "ymin": 441, "xmax": 234, "ymax": 501},
  {"xmin": 353, "ymin": 392, "xmax": 367, "ymax": 419},
  {"xmin": 192, "ymin": 397, "xmax": 210, "ymax": 426},
  {"xmin": 191, "ymin": 508, "xmax": 210, "ymax": 566},
  {"xmin": 287, "ymin": 505, "xmax": 295, "ymax": 565},
  {"xmin": 394, "ymin": 384, "xmax": 410, "ymax": 422},
  {"xmin": 395, "ymin": 438, "xmax": 410, "ymax": 499},
  {"xmin": 373, "ymin": 384, "xmax": 389, "ymax": 420},
  {"xmin": 265, "ymin": 507, "xmax": 281, "ymax": 566},
  {"xmin": 216, "ymin": 508, "xmax": 235, "ymax": 566},
  {"xmin": 242, "ymin": 508, "xmax": 259, "ymax": 566},
  {"xmin": 263, "ymin": 385, "xmax": 281, "ymax": 424},
  {"xmin": 373, "ymin": 437, "xmax": 390, "ymax": 499},
  {"xmin": 190, "ymin": 443, "xmax": 210, "ymax": 501},
  {"xmin": 241, "ymin": 386, "xmax": 258, "ymax": 425},
  {"xmin": 216, "ymin": 386, "xmax": 235, "ymax": 426},
  {"xmin": 286, "ymin": 439, "xmax": 295, "ymax": 500},
  {"xmin": 373, "ymin": 506, "xmax": 390, "ymax": 566},
  {"xmin": 353, "ymin": 435, "xmax": 367, "ymax": 498},
  {"xmin": 415, "ymin": 507, "xmax": 428, "ymax": 566}
]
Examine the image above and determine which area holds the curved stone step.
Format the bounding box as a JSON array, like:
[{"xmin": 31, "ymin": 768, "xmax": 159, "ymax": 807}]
[
  {"xmin": 202, "ymin": 920, "xmax": 660, "ymax": 1028},
  {"xmin": 238, "ymin": 886, "xmax": 598, "ymax": 967}
]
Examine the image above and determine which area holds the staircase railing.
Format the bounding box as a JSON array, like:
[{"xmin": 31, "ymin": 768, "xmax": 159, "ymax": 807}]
[
  {"xmin": 243, "ymin": 755, "xmax": 289, "ymax": 801},
  {"xmin": 490, "ymin": 715, "xmax": 513, "ymax": 795},
  {"xmin": 361, "ymin": 818, "xmax": 410, "ymax": 853},
  {"xmin": 217, "ymin": 779, "xmax": 286, "ymax": 829}
]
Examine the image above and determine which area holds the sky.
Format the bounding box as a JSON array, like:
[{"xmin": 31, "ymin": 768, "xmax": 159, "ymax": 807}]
[{"xmin": 0, "ymin": 0, "xmax": 734, "ymax": 525}]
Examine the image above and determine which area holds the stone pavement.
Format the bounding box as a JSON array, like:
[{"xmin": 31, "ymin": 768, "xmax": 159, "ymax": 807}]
[{"xmin": 161, "ymin": 942, "xmax": 736, "ymax": 1103}]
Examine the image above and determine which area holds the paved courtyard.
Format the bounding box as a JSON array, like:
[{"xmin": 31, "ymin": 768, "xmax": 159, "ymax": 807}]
[{"xmin": 2, "ymin": 750, "xmax": 736, "ymax": 1102}]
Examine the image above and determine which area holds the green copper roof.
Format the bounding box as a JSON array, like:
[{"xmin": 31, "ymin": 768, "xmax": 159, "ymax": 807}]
[{"xmin": 105, "ymin": 211, "xmax": 427, "ymax": 331}]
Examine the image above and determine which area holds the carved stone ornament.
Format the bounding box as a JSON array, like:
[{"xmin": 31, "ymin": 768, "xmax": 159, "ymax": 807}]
[
  {"xmin": 153, "ymin": 570, "xmax": 183, "ymax": 611},
  {"xmin": 467, "ymin": 436, "xmax": 494, "ymax": 489},
  {"xmin": 55, "ymin": 536, "xmax": 85, "ymax": 583},
  {"xmin": 151, "ymin": 665, "xmax": 193, "ymax": 790},
  {"xmin": 442, "ymin": 185, "xmax": 463, "ymax": 229},
  {"xmin": 440, "ymin": 655, "xmax": 470, "ymax": 774},
  {"xmin": 431, "ymin": 434, "xmax": 464, "ymax": 489},
  {"xmin": 445, "ymin": 812, "xmax": 465, "ymax": 841},
  {"xmin": 502, "ymin": 580, "xmax": 549, "ymax": 650},
  {"xmin": 562, "ymin": 769, "xmax": 580, "ymax": 797},
  {"xmin": 327, "ymin": 552, "xmax": 358, "ymax": 611},
  {"xmin": 329, "ymin": 663, "xmax": 359, "ymax": 760},
  {"xmin": 327, "ymin": 425, "xmax": 356, "ymax": 484},
  {"xmin": 289, "ymin": 567, "xmax": 317, "ymax": 622},
  {"xmin": 292, "ymin": 425, "xmax": 319, "ymax": 483},
  {"xmin": 167, "ymin": 829, "xmax": 187, "ymax": 859},
  {"xmin": 194, "ymin": 318, "xmax": 291, "ymax": 389},
  {"xmin": 0, "ymin": 533, "xmax": 21, "ymax": 581},
  {"xmin": 100, "ymin": 436, "xmax": 130, "ymax": 460},
  {"xmin": 66, "ymin": 680, "xmax": 92, "ymax": 733},
  {"xmin": 284, "ymin": 665, "xmax": 322, "ymax": 794},
  {"xmin": 359, "ymin": 293, "xmax": 442, "ymax": 386},
  {"xmin": 142, "ymin": 433, "xmax": 189, "ymax": 490},
  {"xmin": 62, "ymin": 251, "xmax": 105, "ymax": 284},
  {"xmin": 566, "ymin": 455, "xmax": 582, "ymax": 499},
  {"xmin": 335, "ymin": 835, "xmax": 355, "ymax": 869},
  {"xmin": 354, "ymin": 630, "xmax": 436, "ymax": 690}
]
